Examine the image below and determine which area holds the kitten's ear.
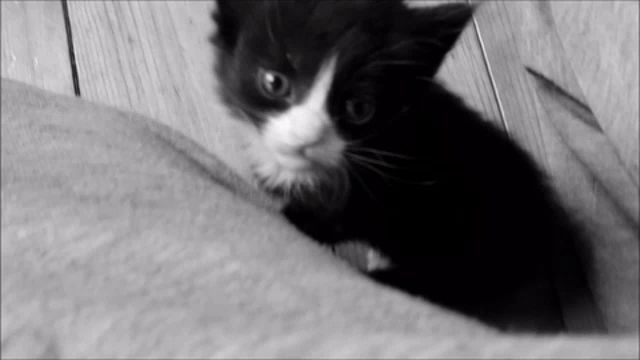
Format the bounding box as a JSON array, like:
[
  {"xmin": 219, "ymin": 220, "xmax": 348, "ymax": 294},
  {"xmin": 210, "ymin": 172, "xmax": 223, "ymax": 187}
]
[
  {"xmin": 211, "ymin": 0, "xmax": 254, "ymax": 50},
  {"xmin": 405, "ymin": 3, "xmax": 476, "ymax": 74}
]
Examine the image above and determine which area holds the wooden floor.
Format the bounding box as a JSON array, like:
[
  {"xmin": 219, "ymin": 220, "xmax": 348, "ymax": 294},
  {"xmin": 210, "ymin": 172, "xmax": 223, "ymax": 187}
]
[{"xmin": 2, "ymin": 0, "xmax": 638, "ymax": 332}]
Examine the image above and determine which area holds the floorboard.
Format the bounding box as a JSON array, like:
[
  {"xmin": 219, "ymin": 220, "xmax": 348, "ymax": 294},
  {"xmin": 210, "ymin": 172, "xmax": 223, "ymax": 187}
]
[
  {"xmin": 413, "ymin": 0, "xmax": 504, "ymax": 127},
  {"xmin": 552, "ymin": 1, "xmax": 639, "ymax": 185},
  {"xmin": 474, "ymin": 0, "xmax": 638, "ymax": 333},
  {"xmin": 1, "ymin": 0, "xmax": 74, "ymax": 95},
  {"xmin": 3, "ymin": 0, "xmax": 637, "ymax": 334},
  {"xmin": 66, "ymin": 1, "xmax": 249, "ymax": 178}
]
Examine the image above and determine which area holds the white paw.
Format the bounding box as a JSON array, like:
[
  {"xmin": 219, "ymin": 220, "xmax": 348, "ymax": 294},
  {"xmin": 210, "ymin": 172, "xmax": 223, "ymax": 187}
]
[{"xmin": 332, "ymin": 240, "xmax": 392, "ymax": 272}]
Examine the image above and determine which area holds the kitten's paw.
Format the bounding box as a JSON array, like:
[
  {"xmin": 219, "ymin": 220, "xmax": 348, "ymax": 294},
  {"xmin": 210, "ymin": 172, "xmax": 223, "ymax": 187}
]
[{"xmin": 332, "ymin": 240, "xmax": 392, "ymax": 273}]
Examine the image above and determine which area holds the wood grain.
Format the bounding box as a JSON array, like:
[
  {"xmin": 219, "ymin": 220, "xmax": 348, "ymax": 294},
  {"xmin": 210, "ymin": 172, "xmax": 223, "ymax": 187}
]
[
  {"xmin": 438, "ymin": 21, "xmax": 503, "ymax": 129},
  {"xmin": 0, "ymin": 0, "xmax": 74, "ymax": 95},
  {"xmin": 65, "ymin": 0, "xmax": 501, "ymax": 182},
  {"xmin": 22, "ymin": 0, "xmax": 637, "ymax": 333},
  {"xmin": 411, "ymin": 0, "xmax": 503, "ymax": 129},
  {"xmin": 474, "ymin": 1, "xmax": 638, "ymax": 333},
  {"xmin": 66, "ymin": 1, "xmax": 250, "ymax": 179},
  {"xmin": 552, "ymin": 1, "xmax": 639, "ymax": 186}
]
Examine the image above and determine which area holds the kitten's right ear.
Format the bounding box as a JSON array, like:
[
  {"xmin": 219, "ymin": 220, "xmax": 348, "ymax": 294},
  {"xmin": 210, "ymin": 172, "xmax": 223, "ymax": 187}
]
[
  {"xmin": 211, "ymin": 0, "xmax": 253, "ymax": 50},
  {"xmin": 404, "ymin": 3, "xmax": 476, "ymax": 75}
]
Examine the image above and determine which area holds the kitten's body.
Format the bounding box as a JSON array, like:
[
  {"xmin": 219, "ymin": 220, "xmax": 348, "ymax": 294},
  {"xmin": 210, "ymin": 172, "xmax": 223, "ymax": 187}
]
[
  {"xmin": 284, "ymin": 82, "xmax": 576, "ymax": 327},
  {"xmin": 212, "ymin": 0, "xmax": 588, "ymax": 331}
]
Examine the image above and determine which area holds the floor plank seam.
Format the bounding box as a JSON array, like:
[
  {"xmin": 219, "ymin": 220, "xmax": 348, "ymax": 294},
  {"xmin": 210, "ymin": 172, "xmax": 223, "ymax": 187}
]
[
  {"xmin": 62, "ymin": 0, "xmax": 81, "ymax": 97},
  {"xmin": 470, "ymin": 10, "xmax": 509, "ymax": 135}
]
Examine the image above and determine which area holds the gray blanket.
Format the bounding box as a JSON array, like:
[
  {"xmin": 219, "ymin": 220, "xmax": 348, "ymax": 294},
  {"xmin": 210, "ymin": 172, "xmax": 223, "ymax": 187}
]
[{"xmin": 1, "ymin": 79, "xmax": 637, "ymax": 358}]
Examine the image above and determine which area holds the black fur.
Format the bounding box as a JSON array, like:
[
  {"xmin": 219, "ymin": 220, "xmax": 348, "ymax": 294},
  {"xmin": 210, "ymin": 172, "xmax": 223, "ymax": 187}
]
[{"xmin": 212, "ymin": 0, "xmax": 589, "ymax": 331}]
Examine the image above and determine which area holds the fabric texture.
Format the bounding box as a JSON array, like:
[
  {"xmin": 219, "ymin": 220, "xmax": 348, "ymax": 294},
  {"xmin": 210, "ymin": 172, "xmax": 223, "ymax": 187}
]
[{"xmin": 1, "ymin": 79, "xmax": 637, "ymax": 358}]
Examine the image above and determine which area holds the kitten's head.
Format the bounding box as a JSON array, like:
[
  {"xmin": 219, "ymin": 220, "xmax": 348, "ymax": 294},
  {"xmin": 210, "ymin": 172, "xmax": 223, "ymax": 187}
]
[{"xmin": 212, "ymin": 0, "xmax": 473, "ymax": 208}]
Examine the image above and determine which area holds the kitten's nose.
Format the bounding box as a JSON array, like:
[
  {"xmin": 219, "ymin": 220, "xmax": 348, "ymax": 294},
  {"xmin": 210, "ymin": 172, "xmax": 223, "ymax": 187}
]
[
  {"xmin": 290, "ymin": 122, "xmax": 329, "ymax": 154},
  {"xmin": 300, "ymin": 143, "xmax": 321, "ymax": 159},
  {"xmin": 299, "ymin": 127, "xmax": 344, "ymax": 165},
  {"xmin": 270, "ymin": 115, "xmax": 344, "ymax": 167},
  {"xmin": 300, "ymin": 127, "xmax": 331, "ymax": 156}
]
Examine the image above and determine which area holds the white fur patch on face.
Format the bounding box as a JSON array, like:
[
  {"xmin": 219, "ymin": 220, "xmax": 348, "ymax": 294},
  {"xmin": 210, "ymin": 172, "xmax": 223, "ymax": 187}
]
[{"xmin": 251, "ymin": 55, "xmax": 346, "ymax": 192}]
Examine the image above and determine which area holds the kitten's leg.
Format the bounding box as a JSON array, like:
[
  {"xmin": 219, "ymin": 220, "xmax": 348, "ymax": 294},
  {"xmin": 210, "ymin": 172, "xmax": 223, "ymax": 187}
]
[
  {"xmin": 284, "ymin": 205, "xmax": 392, "ymax": 272},
  {"xmin": 282, "ymin": 204, "xmax": 340, "ymax": 244},
  {"xmin": 333, "ymin": 241, "xmax": 392, "ymax": 273}
]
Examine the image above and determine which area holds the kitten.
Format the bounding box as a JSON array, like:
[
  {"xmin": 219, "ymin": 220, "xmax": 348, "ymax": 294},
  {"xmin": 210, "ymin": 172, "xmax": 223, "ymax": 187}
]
[{"xmin": 211, "ymin": 0, "xmax": 589, "ymax": 331}]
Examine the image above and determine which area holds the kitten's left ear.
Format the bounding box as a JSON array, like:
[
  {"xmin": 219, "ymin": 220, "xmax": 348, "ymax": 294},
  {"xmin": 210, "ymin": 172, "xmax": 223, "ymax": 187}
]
[
  {"xmin": 405, "ymin": 3, "xmax": 476, "ymax": 74},
  {"xmin": 211, "ymin": 0, "xmax": 256, "ymax": 51}
]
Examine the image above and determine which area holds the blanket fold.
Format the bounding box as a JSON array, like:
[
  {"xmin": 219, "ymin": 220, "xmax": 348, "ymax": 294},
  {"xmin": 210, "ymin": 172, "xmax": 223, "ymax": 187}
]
[{"xmin": 1, "ymin": 79, "xmax": 637, "ymax": 358}]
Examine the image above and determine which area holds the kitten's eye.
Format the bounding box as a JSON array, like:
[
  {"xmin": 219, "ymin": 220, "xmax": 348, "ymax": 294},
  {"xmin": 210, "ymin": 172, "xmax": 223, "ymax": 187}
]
[
  {"xmin": 258, "ymin": 69, "xmax": 291, "ymax": 99},
  {"xmin": 345, "ymin": 98, "xmax": 375, "ymax": 125}
]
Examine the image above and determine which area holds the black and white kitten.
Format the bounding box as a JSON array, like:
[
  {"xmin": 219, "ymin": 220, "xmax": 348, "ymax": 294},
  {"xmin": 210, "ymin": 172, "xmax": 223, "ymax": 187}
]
[{"xmin": 212, "ymin": 0, "xmax": 588, "ymax": 331}]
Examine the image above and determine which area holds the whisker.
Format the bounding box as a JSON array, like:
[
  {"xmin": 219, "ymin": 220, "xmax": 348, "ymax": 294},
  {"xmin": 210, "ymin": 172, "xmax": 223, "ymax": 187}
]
[
  {"xmin": 352, "ymin": 147, "xmax": 417, "ymax": 160},
  {"xmin": 344, "ymin": 157, "xmax": 402, "ymax": 185},
  {"xmin": 348, "ymin": 152, "xmax": 402, "ymax": 170},
  {"xmin": 348, "ymin": 133, "xmax": 380, "ymax": 146},
  {"xmin": 347, "ymin": 154, "xmax": 394, "ymax": 185},
  {"xmin": 345, "ymin": 161, "xmax": 378, "ymax": 203},
  {"xmin": 347, "ymin": 153, "xmax": 437, "ymax": 187}
]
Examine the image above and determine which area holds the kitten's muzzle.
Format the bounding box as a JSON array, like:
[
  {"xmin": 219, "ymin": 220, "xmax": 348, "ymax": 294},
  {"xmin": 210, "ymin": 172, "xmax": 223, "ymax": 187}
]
[
  {"xmin": 274, "ymin": 136, "xmax": 344, "ymax": 170},
  {"xmin": 273, "ymin": 149, "xmax": 313, "ymax": 170}
]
